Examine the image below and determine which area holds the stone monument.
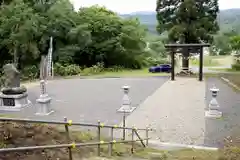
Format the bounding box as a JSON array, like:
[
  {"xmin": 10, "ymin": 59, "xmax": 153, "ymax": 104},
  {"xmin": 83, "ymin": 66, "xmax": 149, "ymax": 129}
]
[
  {"xmin": 35, "ymin": 79, "xmax": 53, "ymax": 116},
  {"xmin": 35, "ymin": 53, "xmax": 53, "ymax": 116},
  {"xmin": 117, "ymin": 85, "xmax": 136, "ymax": 140},
  {"xmin": 0, "ymin": 64, "xmax": 31, "ymax": 111}
]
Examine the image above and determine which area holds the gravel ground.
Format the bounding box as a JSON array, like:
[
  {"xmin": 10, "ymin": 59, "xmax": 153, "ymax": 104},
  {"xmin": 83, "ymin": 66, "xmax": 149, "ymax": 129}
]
[
  {"xmin": 204, "ymin": 77, "xmax": 240, "ymax": 148},
  {"xmin": 0, "ymin": 77, "xmax": 168, "ymax": 126}
]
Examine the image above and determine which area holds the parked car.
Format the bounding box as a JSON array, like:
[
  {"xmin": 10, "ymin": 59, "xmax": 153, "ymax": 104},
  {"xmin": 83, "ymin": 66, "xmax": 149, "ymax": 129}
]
[{"xmin": 149, "ymin": 64, "xmax": 172, "ymax": 73}]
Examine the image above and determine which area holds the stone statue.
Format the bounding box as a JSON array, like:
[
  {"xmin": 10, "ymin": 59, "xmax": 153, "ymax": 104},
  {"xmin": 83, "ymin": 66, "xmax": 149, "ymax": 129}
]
[{"xmin": 1, "ymin": 64, "xmax": 26, "ymax": 95}]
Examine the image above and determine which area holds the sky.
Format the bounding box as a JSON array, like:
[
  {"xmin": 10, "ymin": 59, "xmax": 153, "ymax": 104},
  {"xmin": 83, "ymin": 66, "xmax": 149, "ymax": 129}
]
[{"xmin": 71, "ymin": 0, "xmax": 240, "ymax": 14}]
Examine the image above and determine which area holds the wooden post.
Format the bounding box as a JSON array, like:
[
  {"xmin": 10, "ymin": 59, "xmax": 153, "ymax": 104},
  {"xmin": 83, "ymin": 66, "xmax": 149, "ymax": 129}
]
[
  {"xmin": 108, "ymin": 127, "xmax": 114, "ymax": 156},
  {"xmin": 171, "ymin": 49, "xmax": 175, "ymax": 81},
  {"xmin": 199, "ymin": 47, "xmax": 203, "ymax": 81},
  {"xmin": 97, "ymin": 121, "xmax": 101, "ymax": 156},
  {"xmin": 122, "ymin": 112, "xmax": 126, "ymax": 140},
  {"xmin": 64, "ymin": 117, "xmax": 73, "ymax": 160},
  {"xmin": 146, "ymin": 127, "xmax": 149, "ymax": 146},
  {"xmin": 131, "ymin": 128, "xmax": 134, "ymax": 154}
]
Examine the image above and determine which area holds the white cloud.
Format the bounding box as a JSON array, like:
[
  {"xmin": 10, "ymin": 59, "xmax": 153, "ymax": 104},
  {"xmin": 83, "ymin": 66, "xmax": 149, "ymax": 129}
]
[{"xmin": 70, "ymin": 0, "xmax": 240, "ymax": 14}]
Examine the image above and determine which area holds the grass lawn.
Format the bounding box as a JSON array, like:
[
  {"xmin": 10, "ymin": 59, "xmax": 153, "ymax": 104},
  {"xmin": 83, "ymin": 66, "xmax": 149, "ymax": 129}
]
[
  {"xmin": 190, "ymin": 56, "xmax": 232, "ymax": 67},
  {"xmin": 86, "ymin": 68, "xmax": 169, "ymax": 78}
]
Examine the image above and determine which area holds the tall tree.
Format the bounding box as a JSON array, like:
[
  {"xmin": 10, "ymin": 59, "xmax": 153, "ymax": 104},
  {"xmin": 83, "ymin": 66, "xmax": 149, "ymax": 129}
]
[{"xmin": 156, "ymin": 0, "xmax": 219, "ymax": 70}]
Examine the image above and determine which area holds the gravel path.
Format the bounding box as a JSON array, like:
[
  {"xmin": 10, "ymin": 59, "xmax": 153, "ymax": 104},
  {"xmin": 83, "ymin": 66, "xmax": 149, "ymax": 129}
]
[
  {"xmin": 119, "ymin": 77, "xmax": 206, "ymax": 146},
  {"xmin": 120, "ymin": 77, "xmax": 239, "ymax": 148}
]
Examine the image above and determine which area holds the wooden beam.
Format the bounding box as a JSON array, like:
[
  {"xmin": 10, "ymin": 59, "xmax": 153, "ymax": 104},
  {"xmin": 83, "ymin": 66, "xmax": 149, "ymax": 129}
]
[{"xmin": 165, "ymin": 43, "xmax": 210, "ymax": 48}]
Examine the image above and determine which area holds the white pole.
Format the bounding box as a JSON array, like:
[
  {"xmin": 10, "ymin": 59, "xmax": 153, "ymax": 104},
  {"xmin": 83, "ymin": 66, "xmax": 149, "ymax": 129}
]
[{"xmin": 47, "ymin": 37, "xmax": 53, "ymax": 78}]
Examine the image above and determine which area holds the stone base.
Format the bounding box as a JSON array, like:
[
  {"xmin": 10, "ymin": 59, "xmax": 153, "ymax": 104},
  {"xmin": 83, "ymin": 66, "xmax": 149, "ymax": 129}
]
[
  {"xmin": 0, "ymin": 92, "xmax": 31, "ymax": 111},
  {"xmin": 35, "ymin": 95, "xmax": 54, "ymax": 116},
  {"xmin": 117, "ymin": 106, "xmax": 136, "ymax": 113},
  {"xmin": 205, "ymin": 110, "xmax": 222, "ymax": 118}
]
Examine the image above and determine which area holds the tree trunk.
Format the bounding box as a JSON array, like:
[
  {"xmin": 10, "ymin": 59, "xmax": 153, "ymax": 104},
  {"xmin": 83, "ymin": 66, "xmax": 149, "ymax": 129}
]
[
  {"xmin": 13, "ymin": 47, "xmax": 18, "ymax": 69},
  {"xmin": 182, "ymin": 48, "xmax": 189, "ymax": 71}
]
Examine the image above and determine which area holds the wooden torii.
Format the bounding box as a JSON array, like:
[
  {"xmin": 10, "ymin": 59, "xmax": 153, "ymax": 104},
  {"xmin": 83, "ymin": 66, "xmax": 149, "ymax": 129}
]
[{"xmin": 165, "ymin": 43, "xmax": 210, "ymax": 81}]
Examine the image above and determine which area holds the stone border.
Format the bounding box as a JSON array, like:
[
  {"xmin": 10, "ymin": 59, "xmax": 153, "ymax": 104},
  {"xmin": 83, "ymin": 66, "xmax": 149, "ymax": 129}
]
[
  {"xmin": 221, "ymin": 77, "xmax": 240, "ymax": 91},
  {"xmin": 147, "ymin": 140, "xmax": 218, "ymax": 151}
]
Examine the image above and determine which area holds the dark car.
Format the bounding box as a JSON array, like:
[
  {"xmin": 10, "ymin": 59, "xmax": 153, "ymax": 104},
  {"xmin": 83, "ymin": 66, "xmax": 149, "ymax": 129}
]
[{"xmin": 149, "ymin": 64, "xmax": 172, "ymax": 73}]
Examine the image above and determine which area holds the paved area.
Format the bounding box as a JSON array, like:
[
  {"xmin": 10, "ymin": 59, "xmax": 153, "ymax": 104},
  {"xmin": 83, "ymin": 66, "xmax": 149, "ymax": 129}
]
[
  {"xmin": 0, "ymin": 77, "xmax": 168, "ymax": 125},
  {"xmin": 119, "ymin": 77, "xmax": 206, "ymax": 146},
  {"xmin": 204, "ymin": 77, "xmax": 240, "ymax": 147}
]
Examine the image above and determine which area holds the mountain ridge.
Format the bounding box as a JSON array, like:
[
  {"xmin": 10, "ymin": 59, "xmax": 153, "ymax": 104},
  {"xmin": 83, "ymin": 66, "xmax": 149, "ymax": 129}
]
[{"xmin": 120, "ymin": 9, "xmax": 240, "ymax": 34}]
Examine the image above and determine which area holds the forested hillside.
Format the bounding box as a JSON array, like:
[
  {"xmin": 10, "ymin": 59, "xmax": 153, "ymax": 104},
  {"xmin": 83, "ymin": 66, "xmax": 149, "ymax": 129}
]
[{"xmin": 121, "ymin": 9, "xmax": 240, "ymax": 34}]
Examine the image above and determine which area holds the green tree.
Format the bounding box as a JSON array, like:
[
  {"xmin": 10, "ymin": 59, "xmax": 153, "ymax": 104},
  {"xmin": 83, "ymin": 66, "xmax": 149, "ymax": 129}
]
[
  {"xmin": 213, "ymin": 34, "xmax": 231, "ymax": 55},
  {"xmin": 156, "ymin": 0, "xmax": 219, "ymax": 69},
  {"xmin": 0, "ymin": 0, "xmax": 41, "ymax": 68},
  {"xmin": 229, "ymin": 36, "xmax": 240, "ymax": 70}
]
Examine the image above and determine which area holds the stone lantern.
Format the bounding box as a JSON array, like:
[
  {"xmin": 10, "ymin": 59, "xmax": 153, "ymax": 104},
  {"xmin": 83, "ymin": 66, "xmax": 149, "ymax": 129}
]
[{"xmin": 205, "ymin": 86, "xmax": 222, "ymax": 118}]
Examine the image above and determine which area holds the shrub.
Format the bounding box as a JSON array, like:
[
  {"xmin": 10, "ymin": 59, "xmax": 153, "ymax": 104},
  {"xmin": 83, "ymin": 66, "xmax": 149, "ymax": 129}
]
[
  {"xmin": 21, "ymin": 65, "xmax": 39, "ymax": 81},
  {"xmin": 0, "ymin": 71, "xmax": 4, "ymax": 89},
  {"xmin": 81, "ymin": 62, "xmax": 105, "ymax": 75},
  {"xmin": 105, "ymin": 65, "xmax": 124, "ymax": 72},
  {"xmin": 232, "ymin": 63, "xmax": 240, "ymax": 71},
  {"xmin": 146, "ymin": 57, "xmax": 169, "ymax": 66},
  {"xmin": 54, "ymin": 63, "xmax": 81, "ymax": 76},
  {"xmin": 218, "ymin": 146, "xmax": 240, "ymax": 160}
]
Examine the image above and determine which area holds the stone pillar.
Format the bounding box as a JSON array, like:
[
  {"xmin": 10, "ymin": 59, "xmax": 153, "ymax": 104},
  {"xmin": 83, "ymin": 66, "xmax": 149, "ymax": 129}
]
[
  {"xmin": 122, "ymin": 86, "xmax": 131, "ymax": 111},
  {"xmin": 205, "ymin": 86, "xmax": 222, "ymax": 118},
  {"xmin": 35, "ymin": 79, "xmax": 54, "ymax": 116}
]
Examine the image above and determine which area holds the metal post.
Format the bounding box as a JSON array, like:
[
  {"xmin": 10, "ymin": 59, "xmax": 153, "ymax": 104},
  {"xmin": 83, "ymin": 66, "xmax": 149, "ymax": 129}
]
[
  {"xmin": 108, "ymin": 127, "xmax": 114, "ymax": 156},
  {"xmin": 97, "ymin": 121, "xmax": 101, "ymax": 156},
  {"xmin": 64, "ymin": 117, "xmax": 72, "ymax": 160},
  {"xmin": 171, "ymin": 49, "xmax": 175, "ymax": 81},
  {"xmin": 123, "ymin": 112, "xmax": 126, "ymax": 140},
  {"xmin": 199, "ymin": 47, "xmax": 203, "ymax": 81}
]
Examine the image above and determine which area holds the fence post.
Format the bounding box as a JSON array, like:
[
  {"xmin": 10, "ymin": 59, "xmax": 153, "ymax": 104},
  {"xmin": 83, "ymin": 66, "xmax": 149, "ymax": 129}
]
[
  {"xmin": 64, "ymin": 117, "xmax": 73, "ymax": 160},
  {"xmin": 146, "ymin": 126, "xmax": 149, "ymax": 146},
  {"xmin": 97, "ymin": 120, "xmax": 101, "ymax": 157},
  {"xmin": 108, "ymin": 127, "xmax": 114, "ymax": 156},
  {"xmin": 123, "ymin": 112, "xmax": 126, "ymax": 140},
  {"xmin": 131, "ymin": 127, "xmax": 134, "ymax": 154}
]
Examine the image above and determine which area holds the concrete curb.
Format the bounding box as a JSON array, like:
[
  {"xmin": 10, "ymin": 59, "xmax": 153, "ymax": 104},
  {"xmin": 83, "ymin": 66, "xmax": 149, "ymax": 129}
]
[
  {"xmin": 221, "ymin": 77, "xmax": 240, "ymax": 91},
  {"xmin": 146, "ymin": 140, "xmax": 219, "ymax": 151}
]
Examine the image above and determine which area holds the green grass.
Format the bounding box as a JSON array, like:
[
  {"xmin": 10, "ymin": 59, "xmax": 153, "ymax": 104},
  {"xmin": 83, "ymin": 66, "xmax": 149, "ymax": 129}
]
[
  {"xmin": 208, "ymin": 68, "xmax": 240, "ymax": 72},
  {"xmin": 190, "ymin": 57, "xmax": 220, "ymax": 67},
  {"xmin": 190, "ymin": 55, "xmax": 232, "ymax": 67},
  {"xmin": 88, "ymin": 69, "xmax": 168, "ymax": 77},
  {"xmin": 133, "ymin": 148, "xmax": 220, "ymax": 160},
  {"xmin": 73, "ymin": 68, "xmax": 169, "ymax": 79}
]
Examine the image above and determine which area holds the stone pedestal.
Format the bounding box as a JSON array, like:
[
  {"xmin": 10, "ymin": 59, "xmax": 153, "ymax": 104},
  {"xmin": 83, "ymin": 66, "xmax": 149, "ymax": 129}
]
[
  {"xmin": 35, "ymin": 95, "xmax": 54, "ymax": 116},
  {"xmin": 0, "ymin": 92, "xmax": 31, "ymax": 111}
]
